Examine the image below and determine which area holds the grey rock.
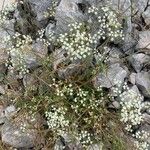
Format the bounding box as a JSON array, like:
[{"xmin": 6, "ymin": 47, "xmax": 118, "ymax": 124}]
[
  {"xmin": 129, "ymin": 73, "xmax": 136, "ymax": 85},
  {"xmin": 136, "ymin": 0, "xmax": 148, "ymax": 14},
  {"xmin": 54, "ymin": 133, "xmax": 82, "ymax": 150},
  {"xmin": 1, "ymin": 114, "xmax": 43, "ymax": 148},
  {"xmin": 0, "ymin": 85, "xmax": 6, "ymax": 95},
  {"xmin": 32, "ymin": 40, "xmax": 48, "ymax": 58},
  {"xmin": 146, "ymin": 109, "xmax": 150, "ymax": 115},
  {"xmin": 1, "ymin": 121, "xmax": 36, "ymax": 148},
  {"xmin": 53, "ymin": 48, "xmax": 67, "ymax": 71},
  {"xmin": 0, "ymin": 64, "xmax": 6, "ymax": 82},
  {"xmin": 108, "ymin": 101, "xmax": 121, "ymax": 109},
  {"xmin": 10, "ymin": 49, "xmax": 38, "ymax": 71},
  {"xmin": 54, "ymin": 139, "xmax": 64, "ymax": 150},
  {"xmin": 109, "ymin": 0, "xmax": 136, "ymax": 53},
  {"xmin": 87, "ymin": 143, "xmax": 103, "ymax": 150},
  {"xmin": 53, "ymin": 49, "xmax": 85, "ymax": 79},
  {"xmin": 45, "ymin": 22, "xmax": 56, "ymax": 39},
  {"xmin": 132, "ymin": 0, "xmax": 149, "ymax": 22},
  {"xmin": 142, "ymin": 7, "xmax": 150, "ymax": 25},
  {"xmin": 128, "ymin": 53, "xmax": 150, "ymax": 72},
  {"xmin": 10, "ymin": 41, "xmax": 47, "ymax": 71},
  {"xmin": 57, "ymin": 62, "xmax": 84, "ymax": 79},
  {"xmin": 23, "ymin": 73, "xmax": 38, "ymax": 93},
  {"xmin": 138, "ymin": 31, "xmax": 150, "ymax": 50},
  {"xmin": 55, "ymin": 0, "xmax": 86, "ymax": 34},
  {"xmin": 0, "ymin": 20, "xmax": 14, "ymax": 66},
  {"xmin": 23, "ymin": 74, "xmax": 35, "ymax": 88},
  {"xmin": 5, "ymin": 105, "xmax": 16, "ymax": 119},
  {"xmin": 120, "ymin": 85, "xmax": 144, "ymax": 103},
  {"xmin": 6, "ymin": 71, "xmax": 21, "ymax": 89},
  {"xmin": 0, "ymin": 105, "xmax": 17, "ymax": 125},
  {"xmin": 0, "ymin": 20, "xmax": 14, "ymax": 63},
  {"xmin": 18, "ymin": 41, "xmax": 48, "ymax": 70},
  {"xmin": 143, "ymin": 113, "xmax": 150, "ymax": 125},
  {"xmin": 139, "ymin": 124, "xmax": 150, "ymax": 144},
  {"xmin": 106, "ymin": 47, "xmax": 123, "ymax": 65},
  {"xmin": 27, "ymin": 0, "xmax": 52, "ymax": 22},
  {"xmin": 93, "ymin": 64, "xmax": 128, "ymax": 88},
  {"xmin": 135, "ymin": 71, "xmax": 150, "ymax": 98},
  {"xmin": 0, "ymin": 105, "xmax": 6, "ymax": 124},
  {"xmin": 131, "ymin": 85, "xmax": 142, "ymax": 94}
]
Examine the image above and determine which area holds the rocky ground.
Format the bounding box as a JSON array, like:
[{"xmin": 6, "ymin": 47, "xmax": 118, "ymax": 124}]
[{"xmin": 0, "ymin": 0, "xmax": 150, "ymax": 150}]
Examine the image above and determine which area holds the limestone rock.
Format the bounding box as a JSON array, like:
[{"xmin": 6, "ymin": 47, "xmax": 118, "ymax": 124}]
[
  {"xmin": 138, "ymin": 31, "xmax": 150, "ymax": 50},
  {"xmin": 87, "ymin": 143, "xmax": 103, "ymax": 150},
  {"xmin": 0, "ymin": 105, "xmax": 6, "ymax": 124},
  {"xmin": 55, "ymin": 0, "xmax": 86, "ymax": 33},
  {"xmin": 53, "ymin": 49, "xmax": 86, "ymax": 79},
  {"xmin": 0, "ymin": 20, "xmax": 14, "ymax": 66},
  {"xmin": 27, "ymin": 0, "xmax": 53, "ymax": 22},
  {"xmin": 129, "ymin": 73, "xmax": 137, "ymax": 85},
  {"xmin": 0, "ymin": 0, "xmax": 15, "ymax": 11},
  {"xmin": 2, "ymin": 121, "xmax": 36, "ymax": 148},
  {"xmin": 142, "ymin": 7, "xmax": 150, "ymax": 25},
  {"xmin": 143, "ymin": 113, "xmax": 150, "ymax": 125},
  {"xmin": 135, "ymin": 71, "xmax": 150, "ymax": 98},
  {"xmin": 93, "ymin": 64, "xmax": 128, "ymax": 88},
  {"xmin": 139, "ymin": 124, "xmax": 150, "ymax": 144},
  {"xmin": 128, "ymin": 53, "xmax": 150, "ymax": 72},
  {"xmin": 5, "ymin": 105, "xmax": 16, "ymax": 119},
  {"xmin": 1, "ymin": 114, "xmax": 43, "ymax": 148},
  {"xmin": 32, "ymin": 40, "xmax": 48, "ymax": 58},
  {"xmin": 54, "ymin": 133, "xmax": 82, "ymax": 150}
]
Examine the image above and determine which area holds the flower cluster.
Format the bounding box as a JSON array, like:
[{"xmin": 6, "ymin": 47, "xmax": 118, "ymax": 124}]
[
  {"xmin": 58, "ymin": 22, "xmax": 93, "ymax": 60},
  {"xmin": 77, "ymin": 130, "xmax": 93, "ymax": 148},
  {"xmin": 45, "ymin": 106, "xmax": 69, "ymax": 135},
  {"xmin": 88, "ymin": 6, "xmax": 124, "ymax": 43},
  {"xmin": 120, "ymin": 88, "xmax": 143, "ymax": 131},
  {"xmin": 51, "ymin": 80, "xmax": 104, "ymax": 114},
  {"xmin": 134, "ymin": 130, "xmax": 150, "ymax": 150},
  {"xmin": 0, "ymin": 3, "xmax": 16, "ymax": 25},
  {"xmin": 4, "ymin": 32, "xmax": 33, "ymax": 76},
  {"xmin": 44, "ymin": 0, "xmax": 58, "ymax": 18},
  {"xmin": 44, "ymin": 79, "xmax": 108, "ymax": 147},
  {"xmin": 37, "ymin": 29, "xmax": 50, "ymax": 46}
]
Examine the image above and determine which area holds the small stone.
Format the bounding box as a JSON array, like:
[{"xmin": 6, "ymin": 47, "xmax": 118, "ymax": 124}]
[
  {"xmin": 1, "ymin": 114, "xmax": 43, "ymax": 148},
  {"xmin": 138, "ymin": 124, "xmax": 150, "ymax": 144},
  {"xmin": 53, "ymin": 49, "xmax": 85, "ymax": 79},
  {"xmin": 27, "ymin": 0, "xmax": 53, "ymax": 23},
  {"xmin": 55, "ymin": 0, "xmax": 86, "ymax": 33},
  {"xmin": 23, "ymin": 73, "xmax": 38, "ymax": 94},
  {"xmin": 0, "ymin": 105, "xmax": 6, "ymax": 125},
  {"xmin": 128, "ymin": 53, "xmax": 150, "ymax": 72},
  {"xmin": 0, "ymin": 85, "xmax": 6, "ymax": 95},
  {"xmin": 129, "ymin": 73, "xmax": 136, "ymax": 85},
  {"xmin": 0, "ymin": 0, "xmax": 16, "ymax": 10},
  {"xmin": 142, "ymin": 7, "xmax": 150, "ymax": 25},
  {"xmin": 5, "ymin": 105, "xmax": 16, "ymax": 119},
  {"xmin": 109, "ymin": 101, "xmax": 120, "ymax": 109},
  {"xmin": 2, "ymin": 121, "xmax": 36, "ymax": 148},
  {"xmin": 105, "ymin": 47, "xmax": 123, "ymax": 65},
  {"xmin": 10, "ymin": 44, "xmax": 40, "ymax": 71},
  {"xmin": 135, "ymin": 71, "xmax": 150, "ymax": 98},
  {"xmin": 45, "ymin": 23, "xmax": 56, "ymax": 38},
  {"xmin": 93, "ymin": 64, "xmax": 128, "ymax": 88},
  {"xmin": 143, "ymin": 113, "xmax": 150, "ymax": 125},
  {"xmin": 54, "ymin": 133, "xmax": 82, "ymax": 150},
  {"xmin": 138, "ymin": 31, "xmax": 150, "ymax": 50},
  {"xmin": 32, "ymin": 40, "xmax": 48, "ymax": 58},
  {"xmin": 0, "ymin": 20, "xmax": 14, "ymax": 67},
  {"xmin": 87, "ymin": 143, "xmax": 103, "ymax": 150}
]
